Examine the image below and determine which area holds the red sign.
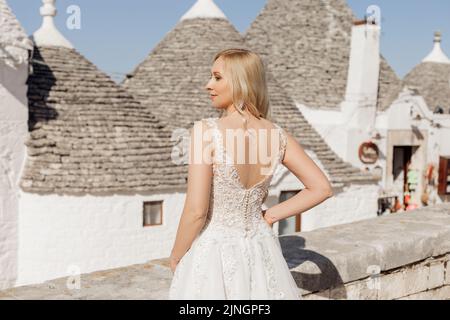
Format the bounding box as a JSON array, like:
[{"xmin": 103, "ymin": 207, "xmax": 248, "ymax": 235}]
[{"xmin": 358, "ymin": 142, "xmax": 379, "ymax": 164}]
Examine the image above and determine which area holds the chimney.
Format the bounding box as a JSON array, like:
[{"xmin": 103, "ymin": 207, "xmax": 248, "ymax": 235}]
[{"xmin": 342, "ymin": 18, "xmax": 381, "ymax": 125}]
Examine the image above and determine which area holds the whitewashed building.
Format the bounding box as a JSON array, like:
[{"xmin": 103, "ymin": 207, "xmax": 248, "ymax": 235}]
[
  {"xmin": 244, "ymin": 0, "xmax": 450, "ymax": 213},
  {"xmin": 0, "ymin": 0, "xmax": 33, "ymax": 290},
  {"xmin": 1, "ymin": 0, "xmax": 188, "ymax": 289},
  {"xmin": 123, "ymin": 0, "xmax": 380, "ymax": 236},
  {"xmin": 374, "ymin": 32, "xmax": 450, "ymax": 210}
]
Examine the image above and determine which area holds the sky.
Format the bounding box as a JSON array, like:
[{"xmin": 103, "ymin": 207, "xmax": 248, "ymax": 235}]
[{"xmin": 7, "ymin": 0, "xmax": 450, "ymax": 82}]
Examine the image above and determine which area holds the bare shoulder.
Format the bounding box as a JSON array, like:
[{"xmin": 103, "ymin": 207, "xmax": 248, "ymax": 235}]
[{"xmin": 258, "ymin": 117, "xmax": 278, "ymax": 129}]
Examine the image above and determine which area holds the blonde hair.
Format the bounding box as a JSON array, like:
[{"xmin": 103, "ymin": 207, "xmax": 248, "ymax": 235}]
[{"xmin": 213, "ymin": 48, "xmax": 271, "ymax": 120}]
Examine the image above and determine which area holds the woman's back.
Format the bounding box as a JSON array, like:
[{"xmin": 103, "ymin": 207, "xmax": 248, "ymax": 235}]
[
  {"xmin": 215, "ymin": 114, "xmax": 284, "ymax": 191},
  {"xmin": 193, "ymin": 116, "xmax": 285, "ymax": 238}
]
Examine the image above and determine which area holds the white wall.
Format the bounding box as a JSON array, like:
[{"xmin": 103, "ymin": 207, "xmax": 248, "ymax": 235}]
[
  {"xmin": 0, "ymin": 61, "xmax": 29, "ymax": 290},
  {"xmin": 301, "ymin": 183, "xmax": 379, "ymax": 232},
  {"xmin": 297, "ymin": 103, "xmax": 348, "ymax": 164},
  {"xmin": 428, "ymin": 114, "xmax": 450, "ymax": 161},
  {"xmin": 15, "ymin": 191, "xmax": 185, "ymax": 287},
  {"xmin": 429, "ymin": 115, "xmax": 450, "ymax": 203},
  {"xmin": 297, "ymin": 101, "xmax": 379, "ymax": 171},
  {"xmin": 266, "ymin": 150, "xmax": 379, "ymax": 233}
]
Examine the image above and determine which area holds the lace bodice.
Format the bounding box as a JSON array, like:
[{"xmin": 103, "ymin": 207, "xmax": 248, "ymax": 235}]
[
  {"xmin": 169, "ymin": 118, "xmax": 302, "ymax": 300},
  {"xmin": 199, "ymin": 117, "xmax": 287, "ymax": 239}
]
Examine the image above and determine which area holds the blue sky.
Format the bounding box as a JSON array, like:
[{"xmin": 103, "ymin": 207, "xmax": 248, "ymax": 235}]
[{"xmin": 7, "ymin": 0, "xmax": 450, "ymax": 82}]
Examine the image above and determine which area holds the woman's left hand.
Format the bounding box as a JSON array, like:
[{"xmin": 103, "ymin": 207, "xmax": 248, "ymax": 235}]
[{"xmin": 262, "ymin": 209, "xmax": 273, "ymax": 228}]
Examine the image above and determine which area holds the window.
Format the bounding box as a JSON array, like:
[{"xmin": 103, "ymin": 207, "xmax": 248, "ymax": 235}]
[
  {"xmin": 143, "ymin": 201, "xmax": 163, "ymax": 227},
  {"xmin": 438, "ymin": 156, "xmax": 450, "ymax": 195},
  {"xmin": 278, "ymin": 190, "xmax": 302, "ymax": 235}
]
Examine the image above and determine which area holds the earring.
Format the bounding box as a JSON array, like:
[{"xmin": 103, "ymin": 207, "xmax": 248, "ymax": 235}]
[
  {"xmin": 239, "ymin": 101, "xmax": 246, "ymax": 122},
  {"xmin": 239, "ymin": 101, "xmax": 252, "ymax": 138}
]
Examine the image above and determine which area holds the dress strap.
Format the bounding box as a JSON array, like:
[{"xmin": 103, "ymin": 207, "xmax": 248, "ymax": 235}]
[
  {"xmin": 202, "ymin": 117, "xmax": 224, "ymax": 164},
  {"xmin": 273, "ymin": 123, "xmax": 288, "ymax": 164}
]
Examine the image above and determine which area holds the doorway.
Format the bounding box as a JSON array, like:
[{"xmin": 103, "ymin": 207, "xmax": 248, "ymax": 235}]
[{"xmin": 392, "ymin": 145, "xmax": 419, "ymax": 209}]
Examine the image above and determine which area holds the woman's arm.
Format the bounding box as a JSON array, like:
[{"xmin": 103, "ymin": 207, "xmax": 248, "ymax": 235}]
[
  {"xmin": 170, "ymin": 120, "xmax": 213, "ymax": 266},
  {"xmin": 264, "ymin": 130, "xmax": 334, "ymax": 224}
]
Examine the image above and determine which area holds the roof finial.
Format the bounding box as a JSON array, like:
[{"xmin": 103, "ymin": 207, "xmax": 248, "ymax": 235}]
[
  {"xmin": 31, "ymin": 0, "xmax": 73, "ymax": 48},
  {"xmin": 180, "ymin": 0, "xmax": 227, "ymax": 21},
  {"xmin": 434, "ymin": 31, "xmax": 442, "ymax": 43},
  {"xmin": 422, "ymin": 30, "xmax": 450, "ymax": 64}
]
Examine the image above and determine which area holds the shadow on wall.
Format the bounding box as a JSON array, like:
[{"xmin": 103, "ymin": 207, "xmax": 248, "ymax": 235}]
[
  {"xmin": 279, "ymin": 235, "xmax": 347, "ymax": 299},
  {"xmin": 27, "ymin": 46, "xmax": 58, "ymax": 132}
]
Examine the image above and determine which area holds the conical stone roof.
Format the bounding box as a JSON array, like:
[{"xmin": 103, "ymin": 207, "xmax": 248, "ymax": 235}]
[
  {"xmin": 404, "ymin": 32, "xmax": 450, "ymax": 113},
  {"xmin": 244, "ymin": 0, "xmax": 403, "ymax": 112},
  {"xmin": 21, "ymin": 46, "xmax": 186, "ymax": 194}
]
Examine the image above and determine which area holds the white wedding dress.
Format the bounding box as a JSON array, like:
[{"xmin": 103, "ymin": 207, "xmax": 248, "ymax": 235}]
[{"xmin": 168, "ymin": 117, "xmax": 302, "ymax": 300}]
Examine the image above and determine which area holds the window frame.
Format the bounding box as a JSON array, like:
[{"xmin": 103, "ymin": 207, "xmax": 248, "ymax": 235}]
[
  {"xmin": 142, "ymin": 200, "xmax": 163, "ymax": 227},
  {"xmin": 438, "ymin": 156, "xmax": 450, "ymax": 195}
]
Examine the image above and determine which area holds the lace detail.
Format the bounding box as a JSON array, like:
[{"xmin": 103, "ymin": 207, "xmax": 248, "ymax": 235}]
[
  {"xmin": 244, "ymin": 240, "xmax": 258, "ymax": 297},
  {"xmin": 276, "ymin": 123, "xmax": 287, "ymax": 164},
  {"xmin": 221, "ymin": 243, "xmax": 238, "ymax": 299},
  {"xmin": 198, "ymin": 117, "xmax": 286, "ymax": 238},
  {"xmin": 192, "ymin": 237, "xmax": 213, "ymax": 299},
  {"xmin": 259, "ymin": 241, "xmax": 286, "ymax": 299},
  {"xmin": 169, "ymin": 117, "xmax": 299, "ymax": 300}
]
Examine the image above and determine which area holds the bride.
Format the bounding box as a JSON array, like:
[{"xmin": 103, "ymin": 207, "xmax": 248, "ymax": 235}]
[{"xmin": 168, "ymin": 48, "xmax": 333, "ymax": 300}]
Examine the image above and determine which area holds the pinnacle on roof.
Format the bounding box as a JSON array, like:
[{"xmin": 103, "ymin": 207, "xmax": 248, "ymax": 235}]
[
  {"xmin": 180, "ymin": 0, "xmax": 227, "ymax": 21},
  {"xmin": 422, "ymin": 31, "xmax": 450, "ymax": 64},
  {"xmin": 31, "ymin": 0, "xmax": 73, "ymax": 48},
  {"xmin": 404, "ymin": 31, "xmax": 450, "ymax": 114}
]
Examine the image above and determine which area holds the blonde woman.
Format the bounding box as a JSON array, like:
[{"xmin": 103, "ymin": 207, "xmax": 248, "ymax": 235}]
[{"xmin": 168, "ymin": 48, "xmax": 333, "ymax": 300}]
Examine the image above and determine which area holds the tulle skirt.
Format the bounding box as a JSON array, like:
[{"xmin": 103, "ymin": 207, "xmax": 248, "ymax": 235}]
[{"xmin": 168, "ymin": 225, "xmax": 302, "ymax": 300}]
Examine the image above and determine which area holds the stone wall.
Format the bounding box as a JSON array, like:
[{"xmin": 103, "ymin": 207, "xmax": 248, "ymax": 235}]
[{"xmin": 287, "ymin": 202, "xmax": 450, "ymax": 299}]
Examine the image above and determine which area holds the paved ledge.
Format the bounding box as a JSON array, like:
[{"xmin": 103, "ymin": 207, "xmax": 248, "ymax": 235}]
[
  {"xmin": 1, "ymin": 203, "xmax": 449, "ymax": 300},
  {"xmin": 0, "ymin": 260, "xmax": 173, "ymax": 300},
  {"xmin": 285, "ymin": 203, "xmax": 450, "ymax": 299}
]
